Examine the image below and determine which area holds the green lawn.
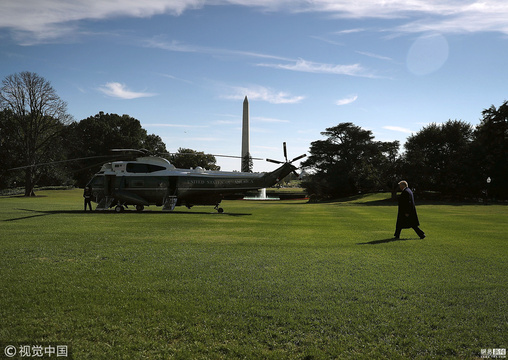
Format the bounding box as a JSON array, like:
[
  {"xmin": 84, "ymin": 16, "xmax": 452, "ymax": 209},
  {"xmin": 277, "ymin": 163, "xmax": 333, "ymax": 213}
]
[{"xmin": 0, "ymin": 190, "xmax": 506, "ymax": 359}]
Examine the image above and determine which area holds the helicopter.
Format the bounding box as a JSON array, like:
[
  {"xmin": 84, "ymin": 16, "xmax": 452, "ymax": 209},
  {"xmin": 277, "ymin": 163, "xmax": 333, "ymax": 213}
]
[{"xmin": 85, "ymin": 143, "xmax": 306, "ymax": 213}]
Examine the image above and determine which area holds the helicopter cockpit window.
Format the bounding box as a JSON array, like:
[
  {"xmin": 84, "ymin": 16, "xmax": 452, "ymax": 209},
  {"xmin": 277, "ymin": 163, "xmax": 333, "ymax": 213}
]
[
  {"xmin": 126, "ymin": 163, "xmax": 166, "ymax": 173},
  {"xmin": 89, "ymin": 176, "xmax": 104, "ymax": 187}
]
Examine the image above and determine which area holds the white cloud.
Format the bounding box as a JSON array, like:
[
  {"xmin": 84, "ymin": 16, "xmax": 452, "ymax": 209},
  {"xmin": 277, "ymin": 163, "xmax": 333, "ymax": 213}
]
[
  {"xmin": 240, "ymin": 0, "xmax": 508, "ymax": 36},
  {"xmin": 335, "ymin": 95, "xmax": 358, "ymax": 106},
  {"xmin": 257, "ymin": 58, "xmax": 376, "ymax": 78},
  {"xmin": 0, "ymin": 0, "xmax": 203, "ymax": 39},
  {"xmin": 148, "ymin": 39, "xmax": 371, "ymax": 78},
  {"xmin": 393, "ymin": 1, "xmax": 508, "ymax": 34},
  {"xmin": 3, "ymin": 0, "xmax": 508, "ymax": 44},
  {"xmin": 144, "ymin": 37, "xmax": 291, "ymax": 61},
  {"xmin": 157, "ymin": 73, "xmax": 193, "ymax": 84},
  {"xmin": 222, "ymin": 85, "xmax": 305, "ymax": 104},
  {"xmin": 383, "ymin": 126, "xmax": 414, "ymax": 134},
  {"xmin": 98, "ymin": 82, "xmax": 157, "ymax": 99},
  {"xmin": 356, "ymin": 51, "xmax": 393, "ymax": 61},
  {"xmin": 335, "ymin": 28, "xmax": 367, "ymax": 35}
]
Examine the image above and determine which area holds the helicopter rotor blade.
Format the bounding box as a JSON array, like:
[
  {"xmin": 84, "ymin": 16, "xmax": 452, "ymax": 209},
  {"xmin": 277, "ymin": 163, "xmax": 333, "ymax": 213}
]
[
  {"xmin": 283, "ymin": 142, "xmax": 288, "ymax": 163},
  {"xmin": 110, "ymin": 148, "xmax": 149, "ymax": 155},
  {"xmin": 6, "ymin": 154, "xmax": 119, "ymax": 172},
  {"xmin": 210, "ymin": 154, "xmax": 264, "ymax": 161},
  {"xmin": 167, "ymin": 152, "xmax": 263, "ymax": 161},
  {"xmin": 266, "ymin": 158, "xmax": 284, "ymax": 164},
  {"xmin": 290, "ymin": 154, "xmax": 306, "ymax": 163}
]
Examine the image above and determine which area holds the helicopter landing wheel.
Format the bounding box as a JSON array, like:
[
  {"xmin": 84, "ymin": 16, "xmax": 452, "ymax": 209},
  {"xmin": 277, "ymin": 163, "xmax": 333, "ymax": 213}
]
[
  {"xmin": 115, "ymin": 205, "xmax": 124, "ymax": 213},
  {"xmin": 214, "ymin": 203, "xmax": 224, "ymax": 214},
  {"xmin": 136, "ymin": 205, "xmax": 144, "ymax": 212}
]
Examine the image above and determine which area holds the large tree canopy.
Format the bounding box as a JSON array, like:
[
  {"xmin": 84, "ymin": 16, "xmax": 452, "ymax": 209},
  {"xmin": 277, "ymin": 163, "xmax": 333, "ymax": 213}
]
[
  {"xmin": 0, "ymin": 72, "xmax": 73, "ymax": 196},
  {"xmin": 144, "ymin": 134, "xmax": 168, "ymax": 156},
  {"xmin": 472, "ymin": 102, "xmax": 508, "ymax": 198},
  {"xmin": 402, "ymin": 120, "xmax": 475, "ymax": 196},
  {"xmin": 302, "ymin": 122, "xmax": 399, "ymax": 199},
  {"xmin": 64, "ymin": 112, "xmax": 150, "ymax": 187},
  {"xmin": 169, "ymin": 148, "xmax": 220, "ymax": 170}
]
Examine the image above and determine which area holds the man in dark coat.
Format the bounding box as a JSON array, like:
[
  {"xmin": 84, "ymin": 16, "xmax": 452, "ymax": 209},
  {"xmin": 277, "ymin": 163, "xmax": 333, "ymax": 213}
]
[
  {"xmin": 394, "ymin": 181, "xmax": 425, "ymax": 239},
  {"xmin": 83, "ymin": 186, "xmax": 93, "ymax": 211}
]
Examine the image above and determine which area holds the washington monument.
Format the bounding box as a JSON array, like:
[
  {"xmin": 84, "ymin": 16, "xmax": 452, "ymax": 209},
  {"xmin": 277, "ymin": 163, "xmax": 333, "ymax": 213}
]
[{"xmin": 241, "ymin": 96, "xmax": 251, "ymax": 172}]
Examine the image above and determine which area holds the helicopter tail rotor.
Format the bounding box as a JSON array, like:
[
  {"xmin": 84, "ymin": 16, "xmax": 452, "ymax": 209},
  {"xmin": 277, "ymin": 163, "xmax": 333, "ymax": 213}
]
[
  {"xmin": 266, "ymin": 142, "xmax": 306, "ymax": 165},
  {"xmin": 266, "ymin": 142, "xmax": 306, "ymax": 179}
]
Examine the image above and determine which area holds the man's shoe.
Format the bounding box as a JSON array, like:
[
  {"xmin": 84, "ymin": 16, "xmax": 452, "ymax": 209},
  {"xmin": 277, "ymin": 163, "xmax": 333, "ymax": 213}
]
[{"xmin": 420, "ymin": 235, "xmax": 426, "ymax": 239}]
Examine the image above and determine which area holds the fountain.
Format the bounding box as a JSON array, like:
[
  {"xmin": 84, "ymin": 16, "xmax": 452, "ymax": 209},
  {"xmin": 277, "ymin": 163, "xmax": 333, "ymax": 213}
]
[{"xmin": 243, "ymin": 188, "xmax": 280, "ymax": 201}]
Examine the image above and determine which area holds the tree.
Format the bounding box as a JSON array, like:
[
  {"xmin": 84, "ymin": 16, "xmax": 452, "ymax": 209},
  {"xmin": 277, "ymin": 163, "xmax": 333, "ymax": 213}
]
[
  {"xmin": 169, "ymin": 148, "xmax": 220, "ymax": 170},
  {"xmin": 0, "ymin": 72, "xmax": 73, "ymax": 196},
  {"xmin": 241, "ymin": 152, "xmax": 253, "ymax": 173},
  {"xmin": 0, "ymin": 109, "xmax": 22, "ymax": 188},
  {"xmin": 302, "ymin": 122, "xmax": 398, "ymax": 199},
  {"xmin": 402, "ymin": 120, "xmax": 474, "ymax": 197},
  {"xmin": 143, "ymin": 134, "xmax": 167, "ymax": 155},
  {"xmin": 377, "ymin": 140, "xmax": 402, "ymax": 200},
  {"xmin": 64, "ymin": 112, "xmax": 149, "ymax": 187},
  {"xmin": 472, "ymin": 102, "xmax": 508, "ymax": 199}
]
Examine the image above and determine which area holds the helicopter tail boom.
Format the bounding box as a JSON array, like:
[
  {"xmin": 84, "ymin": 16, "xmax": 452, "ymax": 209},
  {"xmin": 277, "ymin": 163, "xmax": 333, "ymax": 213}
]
[{"xmin": 260, "ymin": 162, "xmax": 298, "ymax": 188}]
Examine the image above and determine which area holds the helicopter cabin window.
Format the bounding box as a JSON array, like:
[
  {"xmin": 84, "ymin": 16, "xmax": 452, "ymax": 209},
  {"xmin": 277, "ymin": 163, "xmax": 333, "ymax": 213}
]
[
  {"xmin": 113, "ymin": 163, "xmax": 126, "ymax": 172},
  {"xmin": 126, "ymin": 163, "xmax": 166, "ymax": 173}
]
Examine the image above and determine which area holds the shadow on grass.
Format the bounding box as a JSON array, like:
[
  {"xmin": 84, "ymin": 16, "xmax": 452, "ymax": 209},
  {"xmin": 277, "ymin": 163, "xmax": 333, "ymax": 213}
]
[
  {"xmin": 0, "ymin": 194, "xmax": 49, "ymax": 198},
  {"xmin": 4, "ymin": 208, "xmax": 252, "ymax": 221},
  {"xmin": 357, "ymin": 237, "xmax": 419, "ymax": 245},
  {"xmin": 315, "ymin": 192, "xmax": 507, "ymax": 206}
]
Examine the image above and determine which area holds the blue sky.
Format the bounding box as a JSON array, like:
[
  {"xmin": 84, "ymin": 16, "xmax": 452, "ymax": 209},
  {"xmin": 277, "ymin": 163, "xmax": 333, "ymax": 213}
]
[{"xmin": 1, "ymin": 1, "xmax": 507, "ymax": 172}]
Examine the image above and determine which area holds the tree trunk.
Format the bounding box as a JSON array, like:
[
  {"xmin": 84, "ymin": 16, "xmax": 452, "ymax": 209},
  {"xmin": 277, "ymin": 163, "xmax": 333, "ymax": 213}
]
[{"xmin": 24, "ymin": 168, "xmax": 36, "ymax": 197}]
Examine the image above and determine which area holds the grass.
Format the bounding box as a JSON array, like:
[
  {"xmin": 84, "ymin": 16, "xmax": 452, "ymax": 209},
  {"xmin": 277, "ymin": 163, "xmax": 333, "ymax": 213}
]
[{"xmin": 0, "ymin": 189, "xmax": 506, "ymax": 359}]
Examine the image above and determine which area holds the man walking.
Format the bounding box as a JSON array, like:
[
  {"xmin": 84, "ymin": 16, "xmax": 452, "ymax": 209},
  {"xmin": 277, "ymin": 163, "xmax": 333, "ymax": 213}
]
[{"xmin": 394, "ymin": 181, "xmax": 425, "ymax": 239}]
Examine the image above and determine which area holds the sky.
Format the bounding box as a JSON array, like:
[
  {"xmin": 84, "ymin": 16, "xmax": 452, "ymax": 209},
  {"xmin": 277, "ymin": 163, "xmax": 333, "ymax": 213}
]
[{"xmin": 1, "ymin": 0, "xmax": 507, "ymax": 172}]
